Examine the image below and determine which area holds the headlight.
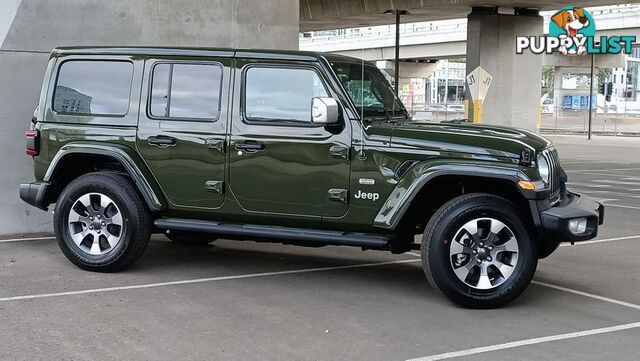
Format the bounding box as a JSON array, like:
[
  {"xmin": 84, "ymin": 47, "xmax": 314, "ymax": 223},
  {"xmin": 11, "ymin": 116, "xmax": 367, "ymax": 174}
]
[{"xmin": 537, "ymin": 154, "xmax": 550, "ymax": 183}]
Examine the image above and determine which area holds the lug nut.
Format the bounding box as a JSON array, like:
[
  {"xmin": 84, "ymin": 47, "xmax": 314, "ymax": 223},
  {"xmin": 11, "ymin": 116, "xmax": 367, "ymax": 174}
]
[
  {"xmin": 487, "ymin": 256, "xmax": 492, "ymax": 262},
  {"xmin": 472, "ymin": 250, "xmax": 478, "ymax": 255},
  {"xmin": 90, "ymin": 217, "xmax": 94, "ymax": 221},
  {"xmin": 479, "ymin": 242, "xmax": 484, "ymax": 247},
  {"xmin": 97, "ymin": 230, "xmax": 101, "ymax": 234},
  {"xmin": 488, "ymin": 246, "xmax": 494, "ymax": 251},
  {"xmin": 101, "ymin": 222, "xmax": 106, "ymax": 226},
  {"xmin": 89, "ymin": 225, "xmax": 93, "ymax": 229},
  {"xmin": 476, "ymin": 258, "xmax": 482, "ymax": 263}
]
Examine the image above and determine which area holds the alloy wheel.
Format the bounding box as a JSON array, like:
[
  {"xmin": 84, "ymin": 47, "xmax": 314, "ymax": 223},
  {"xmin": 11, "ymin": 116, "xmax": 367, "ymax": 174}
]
[
  {"xmin": 67, "ymin": 192, "xmax": 124, "ymax": 256},
  {"xmin": 449, "ymin": 217, "xmax": 519, "ymax": 290}
]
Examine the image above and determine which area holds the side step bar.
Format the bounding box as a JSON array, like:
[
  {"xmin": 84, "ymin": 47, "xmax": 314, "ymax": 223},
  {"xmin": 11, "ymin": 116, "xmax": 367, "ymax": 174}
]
[{"xmin": 154, "ymin": 218, "xmax": 390, "ymax": 249}]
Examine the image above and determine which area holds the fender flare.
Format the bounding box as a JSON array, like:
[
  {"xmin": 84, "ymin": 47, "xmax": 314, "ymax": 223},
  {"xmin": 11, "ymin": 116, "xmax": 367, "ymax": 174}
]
[
  {"xmin": 373, "ymin": 161, "xmax": 528, "ymax": 230},
  {"xmin": 44, "ymin": 142, "xmax": 166, "ymax": 211}
]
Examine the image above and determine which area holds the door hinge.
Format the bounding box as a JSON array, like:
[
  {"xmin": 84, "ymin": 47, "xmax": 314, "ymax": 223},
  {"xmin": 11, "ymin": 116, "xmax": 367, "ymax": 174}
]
[
  {"xmin": 206, "ymin": 138, "xmax": 225, "ymax": 153},
  {"xmin": 205, "ymin": 181, "xmax": 224, "ymax": 194},
  {"xmin": 329, "ymin": 145, "xmax": 350, "ymax": 160},
  {"xmin": 328, "ymin": 189, "xmax": 348, "ymax": 204}
]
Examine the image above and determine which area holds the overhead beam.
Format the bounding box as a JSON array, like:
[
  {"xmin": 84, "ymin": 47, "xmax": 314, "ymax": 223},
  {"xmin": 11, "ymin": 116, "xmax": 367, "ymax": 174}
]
[{"xmin": 300, "ymin": 0, "xmax": 640, "ymax": 31}]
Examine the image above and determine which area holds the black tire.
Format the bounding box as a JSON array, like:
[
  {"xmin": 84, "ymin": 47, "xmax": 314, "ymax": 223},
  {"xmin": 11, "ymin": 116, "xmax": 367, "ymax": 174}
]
[
  {"xmin": 538, "ymin": 241, "xmax": 561, "ymax": 259},
  {"xmin": 165, "ymin": 231, "xmax": 216, "ymax": 246},
  {"xmin": 53, "ymin": 172, "xmax": 151, "ymax": 272},
  {"xmin": 422, "ymin": 193, "xmax": 538, "ymax": 308}
]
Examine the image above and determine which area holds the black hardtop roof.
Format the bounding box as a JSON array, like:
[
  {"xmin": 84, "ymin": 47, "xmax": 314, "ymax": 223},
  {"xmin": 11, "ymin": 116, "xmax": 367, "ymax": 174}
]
[{"xmin": 52, "ymin": 46, "xmax": 372, "ymax": 65}]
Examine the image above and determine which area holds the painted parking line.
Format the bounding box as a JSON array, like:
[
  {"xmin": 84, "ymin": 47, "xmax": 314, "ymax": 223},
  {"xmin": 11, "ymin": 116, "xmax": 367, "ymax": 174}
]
[
  {"xmin": 560, "ymin": 235, "xmax": 640, "ymax": 247},
  {"xmin": 531, "ymin": 281, "xmax": 640, "ymax": 311},
  {"xmin": 566, "ymin": 182, "xmax": 613, "ymax": 188},
  {"xmin": 0, "ymin": 236, "xmax": 55, "ymax": 244},
  {"xmin": 561, "ymin": 160, "xmax": 637, "ymax": 165},
  {"xmin": 407, "ymin": 235, "xmax": 640, "ymax": 310},
  {"xmin": 605, "ymin": 203, "xmax": 640, "ymax": 211},
  {"xmin": 568, "ymin": 170, "xmax": 640, "ymax": 177},
  {"xmin": 403, "ymin": 235, "xmax": 640, "ymax": 361},
  {"xmin": 405, "ymin": 321, "xmax": 640, "ymax": 361},
  {"xmin": 0, "ymin": 259, "xmax": 420, "ymax": 303},
  {"xmin": 593, "ymin": 179, "xmax": 640, "ymax": 186},
  {"xmin": 568, "ymin": 167, "xmax": 640, "ymax": 173}
]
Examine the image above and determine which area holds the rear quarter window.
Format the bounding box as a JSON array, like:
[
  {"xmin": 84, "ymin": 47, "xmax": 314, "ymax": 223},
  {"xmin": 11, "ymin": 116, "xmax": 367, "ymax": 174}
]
[{"xmin": 53, "ymin": 60, "xmax": 133, "ymax": 116}]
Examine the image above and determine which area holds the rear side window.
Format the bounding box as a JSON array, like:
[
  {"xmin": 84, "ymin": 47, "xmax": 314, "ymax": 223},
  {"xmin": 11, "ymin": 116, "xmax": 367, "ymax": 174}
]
[
  {"xmin": 53, "ymin": 60, "xmax": 133, "ymax": 116},
  {"xmin": 150, "ymin": 63, "xmax": 223, "ymax": 120},
  {"xmin": 244, "ymin": 66, "xmax": 328, "ymax": 124}
]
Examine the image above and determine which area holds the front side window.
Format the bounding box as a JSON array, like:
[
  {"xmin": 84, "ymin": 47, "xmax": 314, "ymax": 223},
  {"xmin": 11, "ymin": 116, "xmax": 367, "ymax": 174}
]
[
  {"xmin": 150, "ymin": 63, "xmax": 223, "ymax": 120},
  {"xmin": 54, "ymin": 60, "xmax": 133, "ymax": 116},
  {"xmin": 244, "ymin": 67, "xmax": 328, "ymax": 124}
]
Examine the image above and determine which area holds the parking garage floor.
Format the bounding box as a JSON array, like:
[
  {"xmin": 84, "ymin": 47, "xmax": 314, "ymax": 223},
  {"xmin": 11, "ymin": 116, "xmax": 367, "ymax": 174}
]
[{"xmin": 1, "ymin": 135, "xmax": 639, "ymax": 361}]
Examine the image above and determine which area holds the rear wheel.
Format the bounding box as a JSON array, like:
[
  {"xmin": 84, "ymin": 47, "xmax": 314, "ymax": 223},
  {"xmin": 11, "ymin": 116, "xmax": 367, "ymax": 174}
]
[
  {"xmin": 166, "ymin": 231, "xmax": 216, "ymax": 246},
  {"xmin": 54, "ymin": 172, "xmax": 151, "ymax": 272},
  {"xmin": 422, "ymin": 193, "xmax": 538, "ymax": 308}
]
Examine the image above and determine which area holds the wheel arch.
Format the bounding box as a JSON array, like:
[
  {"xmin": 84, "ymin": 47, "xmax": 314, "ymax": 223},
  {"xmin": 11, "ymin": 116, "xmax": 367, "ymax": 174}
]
[
  {"xmin": 374, "ymin": 162, "xmax": 533, "ymax": 232},
  {"xmin": 42, "ymin": 143, "xmax": 166, "ymax": 211}
]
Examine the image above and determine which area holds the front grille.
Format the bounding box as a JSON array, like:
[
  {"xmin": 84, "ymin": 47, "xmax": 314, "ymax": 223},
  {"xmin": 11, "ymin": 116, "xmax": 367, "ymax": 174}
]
[{"xmin": 541, "ymin": 148, "xmax": 561, "ymax": 204}]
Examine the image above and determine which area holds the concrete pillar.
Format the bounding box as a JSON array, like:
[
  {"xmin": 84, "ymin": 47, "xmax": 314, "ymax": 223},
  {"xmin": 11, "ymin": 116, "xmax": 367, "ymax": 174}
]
[
  {"xmin": 465, "ymin": 7, "xmax": 543, "ymax": 129},
  {"xmin": 0, "ymin": 0, "xmax": 299, "ymax": 236}
]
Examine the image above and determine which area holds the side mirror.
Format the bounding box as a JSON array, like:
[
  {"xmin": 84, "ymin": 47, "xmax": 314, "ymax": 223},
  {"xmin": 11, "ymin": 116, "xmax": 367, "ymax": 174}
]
[{"xmin": 311, "ymin": 97, "xmax": 339, "ymax": 125}]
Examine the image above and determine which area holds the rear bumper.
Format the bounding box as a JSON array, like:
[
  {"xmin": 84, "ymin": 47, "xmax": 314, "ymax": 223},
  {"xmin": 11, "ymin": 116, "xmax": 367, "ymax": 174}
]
[
  {"xmin": 538, "ymin": 191, "xmax": 604, "ymax": 243},
  {"xmin": 19, "ymin": 182, "xmax": 50, "ymax": 211}
]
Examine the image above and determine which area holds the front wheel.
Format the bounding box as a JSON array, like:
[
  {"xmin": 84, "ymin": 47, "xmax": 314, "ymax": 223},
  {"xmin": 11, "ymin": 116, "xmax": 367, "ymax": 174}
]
[{"xmin": 422, "ymin": 193, "xmax": 538, "ymax": 308}]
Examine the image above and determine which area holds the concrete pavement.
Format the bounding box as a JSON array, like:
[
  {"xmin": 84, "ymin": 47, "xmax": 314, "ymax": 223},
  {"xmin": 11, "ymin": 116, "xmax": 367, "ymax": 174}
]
[{"xmin": 1, "ymin": 135, "xmax": 639, "ymax": 361}]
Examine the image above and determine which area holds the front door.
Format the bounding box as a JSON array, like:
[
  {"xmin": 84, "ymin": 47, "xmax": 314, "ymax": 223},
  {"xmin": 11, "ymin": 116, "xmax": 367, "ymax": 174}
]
[
  {"xmin": 137, "ymin": 58, "xmax": 231, "ymax": 210},
  {"xmin": 229, "ymin": 61, "xmax": 351, "ymax": 218}
]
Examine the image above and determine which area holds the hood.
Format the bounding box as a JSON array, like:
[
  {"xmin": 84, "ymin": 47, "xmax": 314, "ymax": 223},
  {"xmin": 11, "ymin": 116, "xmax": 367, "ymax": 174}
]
[{"xmin": 388, "ymin": 122, "xmax": 552, "ymax": 159}]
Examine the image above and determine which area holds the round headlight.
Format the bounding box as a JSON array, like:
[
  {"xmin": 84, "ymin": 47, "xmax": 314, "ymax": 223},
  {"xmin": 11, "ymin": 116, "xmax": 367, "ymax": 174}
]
[{"xmin": 537, "ymin": 154, "xmax": 550, "ymax": 183}]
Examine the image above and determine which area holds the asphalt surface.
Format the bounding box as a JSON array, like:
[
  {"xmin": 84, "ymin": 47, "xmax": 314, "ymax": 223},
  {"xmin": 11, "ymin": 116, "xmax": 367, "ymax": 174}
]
[{"xmin": 1, "ymin": 135, "xmax": 639, "ymax": 361}]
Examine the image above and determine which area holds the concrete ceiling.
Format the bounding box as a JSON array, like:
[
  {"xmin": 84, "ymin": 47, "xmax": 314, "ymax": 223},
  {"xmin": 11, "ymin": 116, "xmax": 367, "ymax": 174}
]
[{"xmin": 300, "ymin": 0, "xmax": 640, "ymax": 31}]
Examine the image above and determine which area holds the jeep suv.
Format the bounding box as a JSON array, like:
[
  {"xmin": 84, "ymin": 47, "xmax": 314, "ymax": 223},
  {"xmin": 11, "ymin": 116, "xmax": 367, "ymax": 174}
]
[{"xmin": 20, "ymin": 47, "xmax": 604, "ymax": 308}]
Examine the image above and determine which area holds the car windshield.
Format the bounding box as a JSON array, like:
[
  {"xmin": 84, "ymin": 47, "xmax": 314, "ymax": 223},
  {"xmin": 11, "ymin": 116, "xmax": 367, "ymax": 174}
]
[{"xmin": 330, "ymin": 61, "xmax": 407, "ymax": 119}]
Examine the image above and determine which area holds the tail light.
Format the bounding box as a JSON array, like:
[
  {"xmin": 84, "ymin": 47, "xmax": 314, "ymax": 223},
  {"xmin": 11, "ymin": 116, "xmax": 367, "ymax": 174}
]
[{"xmin": 25, "ymin": 129, "xmax": 40, "ymax": 156}]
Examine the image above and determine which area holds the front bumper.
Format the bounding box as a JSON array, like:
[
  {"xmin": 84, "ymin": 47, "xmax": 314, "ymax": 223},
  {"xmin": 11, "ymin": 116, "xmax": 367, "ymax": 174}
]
[
  {"xmin": 19, "ymin": 181, "xmax": 50, "ymax": 211},
  {"xmin": 538, "ymin": 191, "xmax": 604, "ymax": 243}
]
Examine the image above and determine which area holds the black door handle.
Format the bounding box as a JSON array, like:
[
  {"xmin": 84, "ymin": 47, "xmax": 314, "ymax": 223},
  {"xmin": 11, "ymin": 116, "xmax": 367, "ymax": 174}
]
[
  {"xmin": 148, "ymin": 136, "xmax": 177, "ymax": 147},
  {"xmin": 235, "ymin": 141, "xmax": 265, "ymax": 152}
]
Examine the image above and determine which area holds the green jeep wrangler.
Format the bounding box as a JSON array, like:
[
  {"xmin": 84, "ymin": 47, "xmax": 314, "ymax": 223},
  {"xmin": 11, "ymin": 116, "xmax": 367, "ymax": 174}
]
[{"xmin": 20, "ymin": 47, "xmax": 604, "ymax": 308}]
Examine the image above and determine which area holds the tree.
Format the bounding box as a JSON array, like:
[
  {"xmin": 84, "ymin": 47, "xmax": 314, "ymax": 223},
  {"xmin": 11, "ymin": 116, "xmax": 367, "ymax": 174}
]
[
  {"xmin": 596, "ymin": 68, "xmax": 612, "ymax": 87},
  {"xmin": 541, "ymin": 66, "xmax": 555, "ymax": 97}
]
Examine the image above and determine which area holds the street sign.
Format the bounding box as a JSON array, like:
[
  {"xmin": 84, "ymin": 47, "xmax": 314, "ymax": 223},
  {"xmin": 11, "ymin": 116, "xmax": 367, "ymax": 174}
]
[{"xmin": 466, "ymin": 66, "xmax": 493, "ymax": 101}]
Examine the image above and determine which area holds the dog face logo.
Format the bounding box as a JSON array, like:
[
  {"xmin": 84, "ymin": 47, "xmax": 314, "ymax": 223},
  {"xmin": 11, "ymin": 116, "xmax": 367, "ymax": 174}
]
[
  {"xmin": 549, "ymin": 7, "xmax": 596, "ymax": 55},
  {"xmin": 516, "ymin": 7, "xmax": 635, "ymax": 56},
  {"xmin": 552, "ymin": 8, "xmax": 589, "ymax": 37}
]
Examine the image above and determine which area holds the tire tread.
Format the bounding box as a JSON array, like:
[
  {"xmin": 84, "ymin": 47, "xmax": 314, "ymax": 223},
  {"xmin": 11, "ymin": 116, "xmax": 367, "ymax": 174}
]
[{"xmin": 54, "ymin": 172, "xmax": 151, "ymax": 272}]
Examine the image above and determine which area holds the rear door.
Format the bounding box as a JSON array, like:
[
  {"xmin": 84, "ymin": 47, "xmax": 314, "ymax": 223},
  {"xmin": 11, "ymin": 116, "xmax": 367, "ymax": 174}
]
[
  {"xmin": 228, "ymin": 59, "xmax": 351, "ymax": 219},
  {"xmin": 137, "ymin": 57, "xmax": 231, "ymax": 210}
]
